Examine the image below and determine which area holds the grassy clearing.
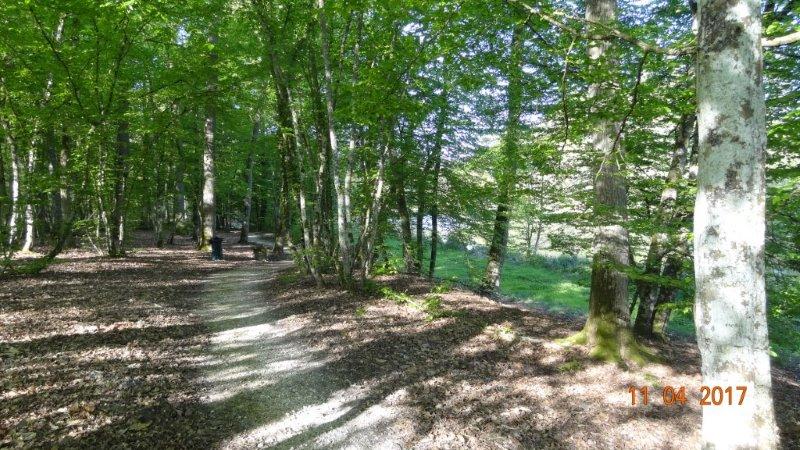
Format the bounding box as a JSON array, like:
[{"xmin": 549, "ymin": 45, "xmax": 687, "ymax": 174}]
[
  {"xmin": 382, "ymin": 238, "xmax": 799, "ymax": 366},
  {"xmin": 382, "ymin": 238, "xmax": 691, "ymax": 332}
]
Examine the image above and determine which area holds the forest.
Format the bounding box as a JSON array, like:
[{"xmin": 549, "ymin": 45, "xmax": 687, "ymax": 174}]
[{"xmin": 1, "ymin": 0, "xmax": 799, "ymax": 448}]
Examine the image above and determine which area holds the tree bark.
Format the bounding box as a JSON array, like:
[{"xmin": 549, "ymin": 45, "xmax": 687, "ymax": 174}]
[
  {"xmin": 633, "ymin": 113, "xmax": 694, "ymax": 335},
  {"xmin": 199, "ymin": 32, "xmax": 218, "ymax": 251},
  {"xmin": 427, "ymin": 94, "xmax": 448, "ymax": 278},
  {"xmin": 239, "ymin": 120, "xmax": 259, "ymax": 244},
  {"xmin": 3, "ymin": 130, "xmax": 19, "ymax": 248},
  {"xmin": 317, "ymin": 0, "xmax": 353, "ymax": 285},
  {"xmin": 694, "ymin": 0, "xmax": 778, "ymax": 446},
  {"xmin": 108, "ymin": 106, "xmax": 130, "ymax": 257},
  {"xmin": 286, "ymin": 86, "xmax": 322, "ymax": 285},
  {"xmin": 483, "ymin": 23, "xmax": 524, "ymax": 291},
  {"xmin": 393, "ymin": 128, "xmax": 417, "ymax": 273},
  {"xmin": 576, "ymin": 0, "xmax": 637, "ymax": 362},
  {"xmin": 357, "ymin": 139, "xmax": 389, "ymax": 282},
  {"xmin": 20, "ymin": 146, "xmax": 36, "ymax": 253}
]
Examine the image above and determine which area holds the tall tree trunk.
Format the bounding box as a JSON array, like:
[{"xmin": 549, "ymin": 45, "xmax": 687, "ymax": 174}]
[
  {"xmin": 306, "ymin": 51, "xmax": 333, "ymax": 255},
  {"xmin": 415, "ymin": 156, "xmax": 432, "ymax": 270},
  {"xmin": 427, "ymin": 93, "xmax": 448, "ymax": 278},
  {"xmin": 0, "ymin": 139, "xmax": 6, "ymax": 241},
  {"xmin": 38, "ymin": 15, "xmax": 65, "ymax": 247},
  {"xmin": 57, "ymin": 130, "xmax": 72, "ymax": 248},
  {"xmin": 317, "ymin": 0, "xmax": 353, "ymax": 285},
  {"xmin": 393, "ymin": 128, "xmax": 417, "ymax": 273},
  {"xmin": 199, "ymin": 32, "xmax": 218, "ymax": 251},
  {"xmin": 171, "ymin": 139, "xmax": 187, "ymax": 244},
  {"xmin": 287, "ymin": 86, "xmax": 323, "ymax": 285},
  {"xmin": 575, "ymin": 0, "xmax": 637, "ymax": 362},
  {"xmin": 20, "ymin": 146, "xmax": 36, "ymax": 252},
  {"xmin": 46, "ymin": 127, "xmax": 62, "ymax": 239},
  {"xmin": 633, "ymin": 113, "xmax": 694, "ymax": 335},
  {"xmin": 108, "ymin": 107, "xmax": 130, "ymax": 257},
  {"xmin": 483, "ymin": 23, "xmax": 523, "ymax": 291},
  {"xmin": 357, "ymin": 140, "xmax": 389, "ymax": 283},
  {"xmin": 239, "ymin": 120, "xmax": 259, "ymax": 244},
  {"xmin": 694, "ymin": 0, "xmax": 777, "ymax": 446},
  {"xmin": 3, "ymin": 130, "xmax": 19, "ymax": 248}
]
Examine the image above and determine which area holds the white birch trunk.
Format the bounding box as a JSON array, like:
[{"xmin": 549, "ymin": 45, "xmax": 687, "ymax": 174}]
[
  {"xmin": 5, "ymin": 133, "xmax": 19, "ymax": 247},
  {"xmin": 200, "ymin": 32, "xmax": 218, "ymax": 251},
  {"xmin": 21, "ymin": 146, "xmax": 35, "ymax": 252},
  {"xmin": 694, "ymin": 0, "xmax": 778, "ymax": 447}
]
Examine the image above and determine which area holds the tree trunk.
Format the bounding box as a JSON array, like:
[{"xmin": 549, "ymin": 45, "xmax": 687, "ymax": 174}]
[
  {"xmin": 286, "ymin": 86, "xmax": 323, "ymax": 286},
  {"xmin": 3, "ymin": 127, "xmax": 19, "ymax": 248},
  {"xmin": 427, "ymin": 94, "xmax": 447, "ymax": 278},
  {"xmin": 170, "ymin": 139, "xmax": 187, "ymax": 245},
  {"xmin": 199, "ymin": 32, "xmax": 218, "ymax": 251},
  {"xmin": 633, "ymin": 113, "xmax": 694, "ymax": 335},
  {"xmin": 108, "ymin": 109, "xmax": 130, "ymax": 257},
  {"xmin": 317, "ymin": 0, "xmax": 353, "ymax": 285},
  {"xmin": 20, "ymin": 146, "xmax": 36, "ymax": 252},
  {"xmin": 46, "ymin": 127, "xmax": 62, "ymax": 239},
  {"xmin": 575, "ymin": 0, "xmax": 637, "ymax": 362},
  {"xmin": 393, "ymin": 135, "xmax": 417, "ymax": 273},
  {"xmin": 694, "ymin": 0, "xmax": 778, "ymax": 446},
  {"xmin": 306, "ymin": 51, "xmax": 333, "ymax": 255},
  {"xmin": 239, "ymin": 120, "xmax": 259, "ymax": 244},
  {"xmin": 357, "ymin": 140, "xmax": 388, "ymax": 283},
  {"xmin": 483, "ymin": 24, "xmax": 523, "ymax": 291},
  {"xmin": 0, "ymin": 139, "xmax": 6, "ymax": 241}
]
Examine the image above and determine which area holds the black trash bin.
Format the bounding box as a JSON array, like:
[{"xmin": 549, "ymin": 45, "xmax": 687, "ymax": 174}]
[{"xmin": 210, "ymin": 236, "xmax": 224, "ymax": 261}]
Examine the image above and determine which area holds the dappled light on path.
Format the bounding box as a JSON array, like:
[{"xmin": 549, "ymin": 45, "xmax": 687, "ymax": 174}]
[{"xmin": 198, "ymin": 262, "xmax": 417, "ymax": 448}]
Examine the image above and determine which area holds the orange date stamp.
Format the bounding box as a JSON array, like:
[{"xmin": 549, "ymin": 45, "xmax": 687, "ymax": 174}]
[{"xmin": 628, "ymin": 385, "xmax": 747, "ymax": 406}]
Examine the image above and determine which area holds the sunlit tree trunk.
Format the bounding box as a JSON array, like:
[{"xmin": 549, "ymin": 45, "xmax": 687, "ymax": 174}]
[
  {"xmin": 239, "ymin": 120, "xmax": 259, "ymax": 244},
  {"xmin": 3, "ymin": 130, "xmax": 19, "ymax": 248},
  {"xmin": 317, "ymin": 0, "xmax": 353, "ymax": 285},
  {"xmin": 199, "ymin": 32, "xmax": 218, "ymax": 251},
  {"xmin": 20, "ymin": 146, "xmax": 36, "ymax": 252},
  {"xmin": 694, "ymin": 0, "xmax": 778, "ymax": 446},
  {"xmin": 574, "ymin": 0, "xmax": 637, "ymax": 362},
  {"xmin": 0, "ymin": 141, "xmax": 6, "ymax": 239},
  {"xmin": 483, "ymin": 23, "xmax": 523, "ymax": 291}
]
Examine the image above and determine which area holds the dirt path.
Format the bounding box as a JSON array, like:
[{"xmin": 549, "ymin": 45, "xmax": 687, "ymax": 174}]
[{"xmin": 198, "ymin": 241, "xmax": 414, "ymax": 449}]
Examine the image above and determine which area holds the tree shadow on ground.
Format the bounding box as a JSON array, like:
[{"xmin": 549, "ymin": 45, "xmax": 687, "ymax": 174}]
[{"xmin": 5, "ymin": 237, "xmax": 799, "ymax": 449}]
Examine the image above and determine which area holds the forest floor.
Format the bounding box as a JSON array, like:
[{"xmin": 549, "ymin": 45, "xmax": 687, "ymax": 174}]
[{"xmin": 2, "ymin": 232, "xmax": 800, "ymax": 449}]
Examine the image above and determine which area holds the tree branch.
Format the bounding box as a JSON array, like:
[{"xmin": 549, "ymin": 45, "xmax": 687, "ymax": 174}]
[
  {"xmin": 508, "ymin": 0, "xmax": 692, "ymax": 56},
  {"xmin": 763, "ymin": 30, "xmax": 800, "ymax": 47}
]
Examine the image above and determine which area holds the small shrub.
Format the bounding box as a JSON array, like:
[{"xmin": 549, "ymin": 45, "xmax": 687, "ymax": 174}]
[
  {"xmin": 422, "ymin": 295, "xmax": 446, "ymax": 321},
  {"xmin": 557, "ymin": 360, "xmax": 583, "ymax": 373},
  {"xmin": 372, "ymin": 256, "xmax": 402, "ymax": 276},
  {"xmin": 380, "ymin": 286, "xmax": 413, "ymax": 305},
  {"xmin": 432, "ymin": 280, "xmax": 452, "ymax": 294},
  {"xmin": 354, "ymin": 306, "xmax": 367, "ymax": 318}
]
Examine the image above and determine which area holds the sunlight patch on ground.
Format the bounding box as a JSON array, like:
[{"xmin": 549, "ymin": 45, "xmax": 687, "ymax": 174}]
[{"xmin": 222, "ymin": 385, "xmax": 368, "ymax": 449}]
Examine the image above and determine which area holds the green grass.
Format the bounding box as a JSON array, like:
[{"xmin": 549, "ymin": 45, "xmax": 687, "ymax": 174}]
[
  {"xmin": 382, "ymin": 238, "xmax": 694, "ymax": 333},
  {"xmin": 384, "ymin": 238, "xmax": 590, "ymax": 315},
  {"xmin": 380, "ymin": 238, "xmax": 800, "ymax": 367}
]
